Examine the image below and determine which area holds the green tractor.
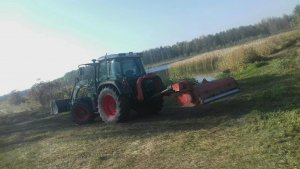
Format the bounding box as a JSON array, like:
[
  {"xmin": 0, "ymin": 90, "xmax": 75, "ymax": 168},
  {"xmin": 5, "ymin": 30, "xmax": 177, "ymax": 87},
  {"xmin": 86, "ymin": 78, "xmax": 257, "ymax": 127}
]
[
  {"xmin": 51, "ymin": 52, "xmax": 164, "ymax": 124},
  {"xmin": 51, "ymin": 52, "xmax": 240, "ymax": 124}
]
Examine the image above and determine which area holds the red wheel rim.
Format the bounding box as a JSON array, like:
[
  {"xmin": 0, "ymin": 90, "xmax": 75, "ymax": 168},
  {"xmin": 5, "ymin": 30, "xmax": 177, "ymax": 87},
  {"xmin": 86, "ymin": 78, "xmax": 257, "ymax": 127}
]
[
  {"xmin": 74, "ymin": 106, "xmax": 89, "ymax": 122},
  {"xmin": 102, "ymin": 95, "xmax": 117, "ymax": 119}
]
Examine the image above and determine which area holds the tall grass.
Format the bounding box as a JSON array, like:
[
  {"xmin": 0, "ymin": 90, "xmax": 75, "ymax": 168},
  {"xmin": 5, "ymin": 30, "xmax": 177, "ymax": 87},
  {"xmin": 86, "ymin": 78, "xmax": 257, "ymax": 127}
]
[{"xmin": 168, "ymin": 29, "xmax": 300, "ymax": 80}]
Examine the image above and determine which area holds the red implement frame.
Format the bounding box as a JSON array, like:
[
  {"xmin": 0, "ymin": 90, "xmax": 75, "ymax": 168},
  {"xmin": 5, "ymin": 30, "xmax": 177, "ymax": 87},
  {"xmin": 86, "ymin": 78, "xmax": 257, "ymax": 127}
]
[
  {"xmin": 136, "ymin": 75, "xmax": 239, "ymax": 107},
  {"xmin": 170, "ymin": 77, "xmax": 239, "ymax": 107}
]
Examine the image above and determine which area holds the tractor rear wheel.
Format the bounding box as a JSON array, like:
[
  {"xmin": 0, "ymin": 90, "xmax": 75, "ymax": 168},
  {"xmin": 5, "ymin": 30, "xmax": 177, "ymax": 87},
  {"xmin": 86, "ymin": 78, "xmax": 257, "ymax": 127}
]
[
  {"xmin": 98, "ymin": 87, "xmax": 130, "ymax": 123},
  {"xmin": 71, "ymin": 102, "xmax": 95, "ymax": 125}
]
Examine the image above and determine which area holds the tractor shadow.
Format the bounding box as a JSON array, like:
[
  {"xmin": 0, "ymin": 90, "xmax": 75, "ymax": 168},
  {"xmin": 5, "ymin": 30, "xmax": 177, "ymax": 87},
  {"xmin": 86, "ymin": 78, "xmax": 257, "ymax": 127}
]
[
  {"xmin": 112, "ymin": 72, "xmax": 300, "ymax": 134},
  {"xmin": 75, "ymin": 73, "xmax": 300, "ymax": 140},
  {"xmin": 0, "ymin": 110, "xmax": 75, "ymax": 151}
]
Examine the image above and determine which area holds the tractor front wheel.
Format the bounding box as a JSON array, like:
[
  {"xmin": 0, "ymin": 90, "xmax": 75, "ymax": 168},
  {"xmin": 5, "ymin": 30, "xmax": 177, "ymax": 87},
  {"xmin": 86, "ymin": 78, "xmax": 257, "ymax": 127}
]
[{"xmin": 98, "ymin": 87, "xmax": 130, "ymax": 123}]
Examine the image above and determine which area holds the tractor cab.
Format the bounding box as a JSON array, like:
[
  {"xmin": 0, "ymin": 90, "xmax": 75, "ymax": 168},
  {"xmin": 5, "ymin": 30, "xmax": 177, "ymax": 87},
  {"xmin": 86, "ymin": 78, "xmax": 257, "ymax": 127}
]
[
  {"xmin": 77, "ymin": 53, "xmax": 145, "ymax": 81},
  {"xmin": 97, "ymin": 53, "xmax": 146, "ymax": 80},
  {"xmin": 71, "ymin": 53, "xmax": 150, "ymax": 110}
]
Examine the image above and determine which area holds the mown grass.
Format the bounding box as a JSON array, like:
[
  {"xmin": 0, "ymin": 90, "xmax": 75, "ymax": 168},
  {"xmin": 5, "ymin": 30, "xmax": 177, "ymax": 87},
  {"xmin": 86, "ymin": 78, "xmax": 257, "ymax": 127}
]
[
  {"xmin": 1, "ymin": 31, "xmax": 300, "ymax": 169},
  {"xmin": 168, "ymin": 29, "xmax": 300, "ymax": 81},
  {"xmin": 0, "ymin": 100, "xmax": 40, "ymax": 115}
]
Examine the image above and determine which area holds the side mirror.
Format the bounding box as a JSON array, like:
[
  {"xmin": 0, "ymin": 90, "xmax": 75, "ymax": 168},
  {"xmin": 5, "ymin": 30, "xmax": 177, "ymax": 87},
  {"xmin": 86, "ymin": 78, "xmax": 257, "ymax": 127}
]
[{"xmin": 79, "ymin": 67, "xmax": 84, "ymax": 76}]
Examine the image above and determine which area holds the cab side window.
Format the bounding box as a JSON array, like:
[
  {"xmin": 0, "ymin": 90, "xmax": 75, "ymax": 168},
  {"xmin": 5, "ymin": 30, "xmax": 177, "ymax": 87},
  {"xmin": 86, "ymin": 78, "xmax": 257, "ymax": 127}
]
[
  {"xmin": 79, "ymin": 65, "xmax": 94, "ymax": 81},
  {"xmin": 98, "ymin": 61, "xmax": 107, "ymax": 81},
  {"xmin": 109, "ymin": 60, "xmax": 122, "ymax": 78}
]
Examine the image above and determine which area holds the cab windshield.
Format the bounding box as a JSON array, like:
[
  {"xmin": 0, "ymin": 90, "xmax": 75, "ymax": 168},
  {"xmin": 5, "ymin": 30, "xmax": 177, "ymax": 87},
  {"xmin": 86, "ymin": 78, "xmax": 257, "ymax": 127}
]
[{"xmin": 110, "ymin": 58, "xmax": 145, "ymax": 78}]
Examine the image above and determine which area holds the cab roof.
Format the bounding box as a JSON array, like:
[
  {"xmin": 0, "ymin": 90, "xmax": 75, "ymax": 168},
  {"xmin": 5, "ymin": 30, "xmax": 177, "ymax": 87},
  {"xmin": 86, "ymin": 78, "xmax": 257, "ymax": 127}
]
[{"xmin": 97, "ymin": 52, "xmax": 142, "ymax": 61}]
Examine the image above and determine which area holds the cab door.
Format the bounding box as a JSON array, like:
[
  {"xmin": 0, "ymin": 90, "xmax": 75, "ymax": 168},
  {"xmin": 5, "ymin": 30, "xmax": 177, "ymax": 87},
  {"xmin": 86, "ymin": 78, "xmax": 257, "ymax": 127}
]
[{"xmin": 98, "ymin": 60, "xmax": 108, "ymax": 82}]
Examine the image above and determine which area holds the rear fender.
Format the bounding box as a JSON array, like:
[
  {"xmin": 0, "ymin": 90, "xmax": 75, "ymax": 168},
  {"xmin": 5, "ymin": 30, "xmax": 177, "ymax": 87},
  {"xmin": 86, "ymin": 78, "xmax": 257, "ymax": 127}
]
[
  {"xmin": 136, "ymin": 74, "xmax": 164, "ymax": 101},
  {"xmin": 97, "ymin": 80, "xmax": 130, "ymax": 95}
]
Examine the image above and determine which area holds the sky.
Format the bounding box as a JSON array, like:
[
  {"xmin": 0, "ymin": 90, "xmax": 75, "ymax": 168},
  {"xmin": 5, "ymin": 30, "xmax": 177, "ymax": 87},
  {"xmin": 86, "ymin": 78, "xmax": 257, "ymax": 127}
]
[{"xmin": 0, "ymin": 0, "xmax": 299, "ymax": 96}]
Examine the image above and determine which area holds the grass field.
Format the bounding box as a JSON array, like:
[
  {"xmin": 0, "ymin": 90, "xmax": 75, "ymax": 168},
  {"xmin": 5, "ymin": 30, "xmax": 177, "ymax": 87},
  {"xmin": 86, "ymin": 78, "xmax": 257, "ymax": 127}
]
[{"xmin": 1, "ymin": 32, "xmax": 300, "ymax": 169}]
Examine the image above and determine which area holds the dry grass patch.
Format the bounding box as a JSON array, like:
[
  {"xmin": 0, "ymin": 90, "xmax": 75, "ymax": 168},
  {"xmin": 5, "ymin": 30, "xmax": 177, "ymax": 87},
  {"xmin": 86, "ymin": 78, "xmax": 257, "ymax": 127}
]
[{"xmin": 168, "ymin": 29, "xmax": 300, "ymax": 79}]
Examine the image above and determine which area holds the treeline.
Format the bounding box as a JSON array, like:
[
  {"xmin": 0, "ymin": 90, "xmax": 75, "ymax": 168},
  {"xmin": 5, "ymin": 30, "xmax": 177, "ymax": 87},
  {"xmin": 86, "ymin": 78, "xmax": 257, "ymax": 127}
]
[{"xmin": 142, "ymin": 5, "xmax": 300, "ymax": 66}]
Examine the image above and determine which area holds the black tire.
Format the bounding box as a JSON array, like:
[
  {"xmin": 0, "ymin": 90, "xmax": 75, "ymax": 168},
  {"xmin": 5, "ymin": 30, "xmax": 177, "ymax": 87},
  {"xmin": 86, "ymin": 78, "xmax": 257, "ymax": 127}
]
[
  {"xmin": 136, "ymin": 96, "xmax": 164, "ymax": 115},
  {"xmin": 50, "ymin": 100, "xmax": 59, "ymax": 115},
  {"xmin": 98, "ymin": 87, "xmax": 130, "ymax": 123},
  {"xmin": 71, "ymin": 102, "xmax": 95, "ymax": 125},
  {"xmin": 50, "ymin": 99, "xmax": 70, "ymax": 114}
]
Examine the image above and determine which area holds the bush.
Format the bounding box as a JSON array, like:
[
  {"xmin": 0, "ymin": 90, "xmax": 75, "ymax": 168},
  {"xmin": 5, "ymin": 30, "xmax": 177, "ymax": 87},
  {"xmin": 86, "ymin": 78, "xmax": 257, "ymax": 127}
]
[
  {"xmin": 168, "ymin": 53, "xmax": 220, "ymax": 79},
  {"xmin": 244, "ymin": 47, "xmax": 263, "ymax": 63},
  {"xmin": 218, "ymin": 47, "xmax": 262, "ymax": 71},
  {"xmin": 8, "ymin": 90, "xmax": 24, "ymax": 105},
  {"xmin": 218, "ymin": 48, "xmax": 243, "ymax": 71},
  {"xmin": 29, "ymin": 81, "xmax": 72, "ymax": 108}
]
